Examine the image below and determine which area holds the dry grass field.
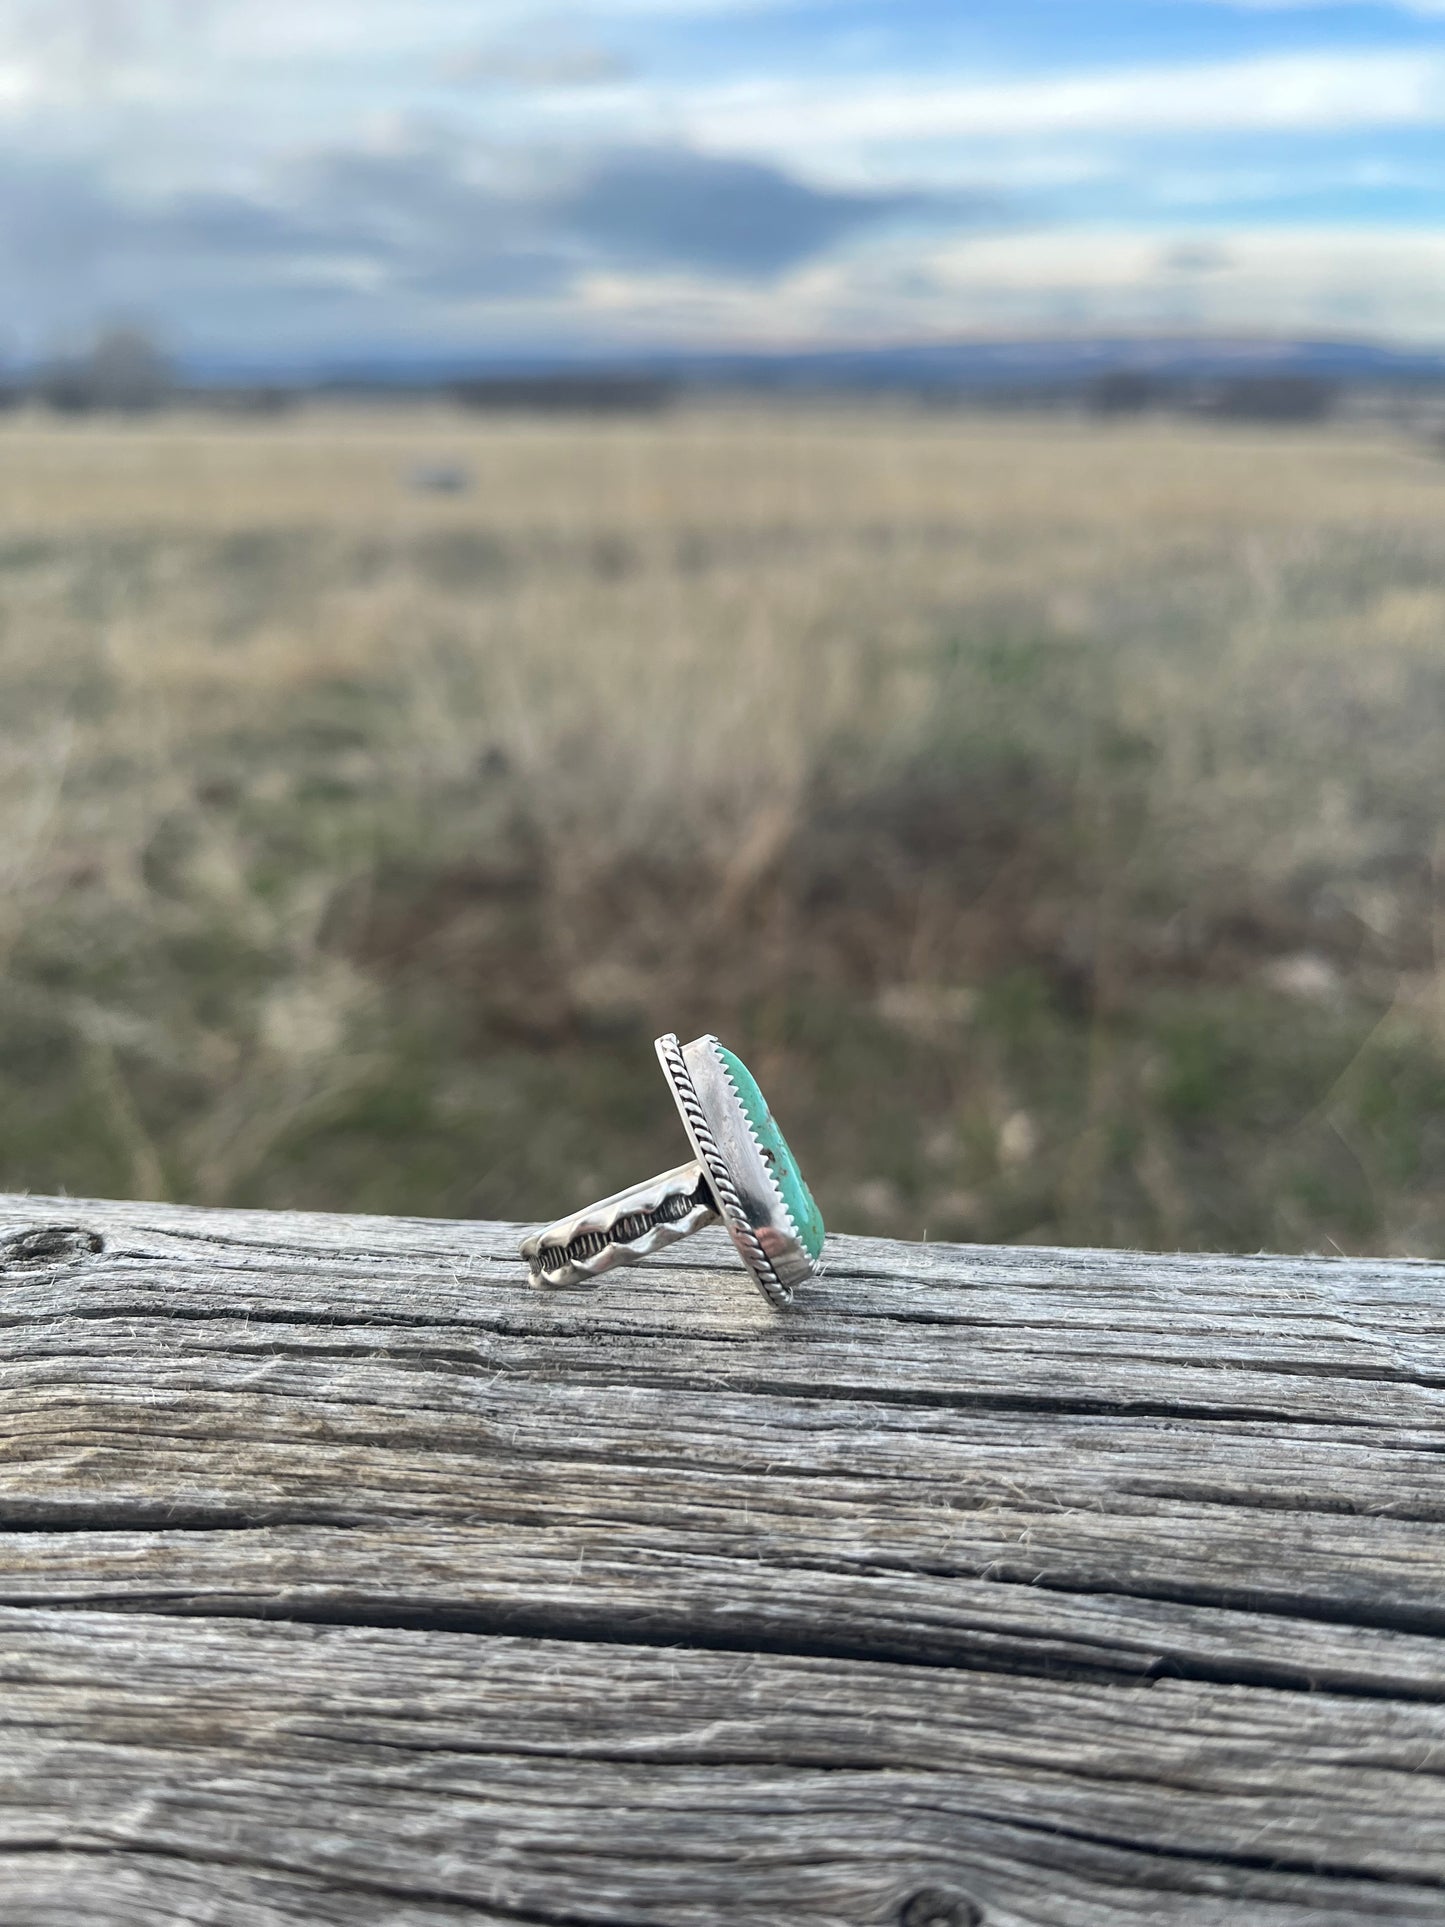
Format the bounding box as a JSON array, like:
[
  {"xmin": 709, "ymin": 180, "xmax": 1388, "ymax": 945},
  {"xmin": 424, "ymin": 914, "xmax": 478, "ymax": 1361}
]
[{"xmin": 1, "ymin": 403, "xmax": 1443, "ymax": 1255}]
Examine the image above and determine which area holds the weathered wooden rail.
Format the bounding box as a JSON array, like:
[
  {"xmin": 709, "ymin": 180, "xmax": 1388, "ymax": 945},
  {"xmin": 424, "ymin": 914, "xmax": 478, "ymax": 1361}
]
[{"xmin": 2, "ymin": 1194, "xmax": 1444, "ymax": 1924}]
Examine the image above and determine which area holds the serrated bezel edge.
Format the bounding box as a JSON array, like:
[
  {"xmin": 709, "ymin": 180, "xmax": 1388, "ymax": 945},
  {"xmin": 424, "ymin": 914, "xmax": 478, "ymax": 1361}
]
[
  {"xmin": 655, "ymin": 1032, "xmax": 794, "ymax": 1308},
  {"xmin": 708, "ymin": 1039, "xmax": 814, "ymax": 1260}
]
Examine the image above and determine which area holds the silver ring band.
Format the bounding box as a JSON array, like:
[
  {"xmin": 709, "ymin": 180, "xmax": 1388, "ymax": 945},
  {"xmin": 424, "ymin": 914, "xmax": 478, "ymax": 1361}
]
[{"xmin": 520, "ymin": 1160, "xmax": 717, "ymax": 1290}]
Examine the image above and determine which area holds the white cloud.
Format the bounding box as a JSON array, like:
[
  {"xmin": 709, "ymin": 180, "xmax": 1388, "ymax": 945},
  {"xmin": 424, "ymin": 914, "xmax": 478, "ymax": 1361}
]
[
  {"xmin": 909, "ymin": 227, "xmax": 1445, "ymax": 342},
  {"xmin": 576, "ymin": 227, "xmax": 1445, "ymax": 349},
  {"xmin": 6, "ymin": 11, "xmax": 1440, "ymax": 194},
  {"xmin": 683, "ymin": 50, "xmax": 1445, "ymax": 165},
  {"xmin": 2, "ymin": 2, "xmax": 1442, "ymax": 356},
  {"xmin": 1210, "ymin": 1, "xmax": 1445, "ymax": 14},
  {"xmin": 1118, "ymin": 152, "xmax": 1445, "ymax": 209}
]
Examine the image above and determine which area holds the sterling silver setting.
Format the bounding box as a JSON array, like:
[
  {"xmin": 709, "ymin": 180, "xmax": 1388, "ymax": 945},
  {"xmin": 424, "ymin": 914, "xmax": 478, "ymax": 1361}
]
[{"xmin": 520, "ymin": 1033, "xmax": 819, "ymax": 1307}]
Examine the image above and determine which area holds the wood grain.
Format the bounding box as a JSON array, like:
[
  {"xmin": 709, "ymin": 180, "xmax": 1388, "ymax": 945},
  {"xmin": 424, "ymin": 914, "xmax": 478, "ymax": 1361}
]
[{"xmin": 2, "ymin": 1194, "xmax": 1444, "ymax": 1924}]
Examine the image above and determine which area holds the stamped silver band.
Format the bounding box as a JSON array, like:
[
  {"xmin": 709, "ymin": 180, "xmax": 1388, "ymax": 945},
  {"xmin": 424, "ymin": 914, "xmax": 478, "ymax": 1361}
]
[{"xmin": 520, "ymin": 1160, "xmax": 717, "ymax": 1290}]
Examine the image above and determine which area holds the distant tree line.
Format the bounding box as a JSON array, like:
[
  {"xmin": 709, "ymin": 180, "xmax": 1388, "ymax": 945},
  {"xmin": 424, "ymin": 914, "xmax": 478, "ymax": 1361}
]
[
  {"xmin": 0, "ymin": 330, "xmax": 1431, "ymax": 430},
  {"xmin": 0, "ymin": 338, "xmax": 682, "ymax": 418},
  {"xmin": 450, "ymin": 373, "xmax": 676, "ymax": 414},
  {"xmin": 36, "ymin": 327, "xmax": 174, "ymax": 413},
  {"xmin": 0, "ymin": 327, "xmax": 295, "ymax": 417},
  {"xmin": 1085, "ymin": 369, "xmax": 1339, "ymax": 423}
]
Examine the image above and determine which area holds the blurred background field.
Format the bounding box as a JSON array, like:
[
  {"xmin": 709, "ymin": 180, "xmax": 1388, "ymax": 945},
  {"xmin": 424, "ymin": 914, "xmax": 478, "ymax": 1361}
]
[{"xmin": 2, "ymin": 402, "xmax": 1442, "ymax": 1255}]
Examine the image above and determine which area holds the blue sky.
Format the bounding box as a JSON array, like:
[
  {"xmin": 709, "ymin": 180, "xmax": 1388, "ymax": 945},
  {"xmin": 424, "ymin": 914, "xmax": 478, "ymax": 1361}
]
[{"xmin": 2, "ymin": 0, "xmax": 1443, "ymax": 362}]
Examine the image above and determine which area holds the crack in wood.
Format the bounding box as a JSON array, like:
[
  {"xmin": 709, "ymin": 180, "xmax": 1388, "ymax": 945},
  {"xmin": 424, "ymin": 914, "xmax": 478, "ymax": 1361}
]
[
  {"xmin": 0, "ymin": 1843, "xmax": 576, "ymax": 1925},
  {"xmin": 3, "ymin": 1195, "xmax": 1445, "ymax": 1924}
]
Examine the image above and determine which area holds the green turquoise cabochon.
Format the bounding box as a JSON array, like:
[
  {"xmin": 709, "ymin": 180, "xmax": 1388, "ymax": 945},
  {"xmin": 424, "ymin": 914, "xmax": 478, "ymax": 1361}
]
[{"xmin": 715, "ymin": 1044, "xmax": 825, "ymax": 1261}]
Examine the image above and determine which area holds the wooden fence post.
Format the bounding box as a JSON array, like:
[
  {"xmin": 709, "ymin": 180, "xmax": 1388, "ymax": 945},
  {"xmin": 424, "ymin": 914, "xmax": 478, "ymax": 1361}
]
[{"xmin": 2, "ymin": 1195, "xmax": 1444, "ymax": 1923}]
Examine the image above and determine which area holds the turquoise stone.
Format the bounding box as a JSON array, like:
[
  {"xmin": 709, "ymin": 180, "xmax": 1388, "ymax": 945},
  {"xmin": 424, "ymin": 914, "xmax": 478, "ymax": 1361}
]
[{"xmin": 716, "ymin": 1044, "xmax": 825, "ymax": 1260}]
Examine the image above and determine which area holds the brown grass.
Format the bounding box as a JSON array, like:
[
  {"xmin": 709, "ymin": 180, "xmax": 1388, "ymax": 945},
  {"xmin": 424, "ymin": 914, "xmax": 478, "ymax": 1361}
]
[{"xmin": 1, "ymin": 403, "xmax": 1442, "ymax": 1254}]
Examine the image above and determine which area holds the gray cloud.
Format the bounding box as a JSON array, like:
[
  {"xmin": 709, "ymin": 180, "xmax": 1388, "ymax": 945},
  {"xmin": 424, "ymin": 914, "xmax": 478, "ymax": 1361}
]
[
  {"xmin": 2, "ymin": 136, "xmax": 936, "ymax": 350},
  {"xmin": 438, "ymin": 39, "xmax": 634, "ymax": 89},
  {"xmin": 556, "ymin": 145, "xmax": 919, "ymax": 276},
  {"xmin": 1162, "ymin": 240, "xmax": 1234, "ymax": 275},
  {"xmin": 269, "ymin": 140, "xmax": 917, "ymax": 286}
]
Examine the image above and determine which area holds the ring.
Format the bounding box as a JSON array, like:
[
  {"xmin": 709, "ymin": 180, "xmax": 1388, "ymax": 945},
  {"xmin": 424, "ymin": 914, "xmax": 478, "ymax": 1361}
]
[{"xmin": 520, "ymin": 1033, "xmax": 824, "ymax": 1306}]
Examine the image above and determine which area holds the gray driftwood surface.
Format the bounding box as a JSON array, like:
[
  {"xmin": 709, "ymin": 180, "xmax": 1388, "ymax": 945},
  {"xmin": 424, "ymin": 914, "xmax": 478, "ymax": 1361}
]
[{"xmin": 3, "ymin": 1196, "xmax": 1445, "ymax": 1926}]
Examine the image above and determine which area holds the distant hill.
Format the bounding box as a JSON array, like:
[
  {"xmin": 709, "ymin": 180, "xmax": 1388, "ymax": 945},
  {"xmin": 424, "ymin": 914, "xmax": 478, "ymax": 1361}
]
[
  {"xmin": 665, "ymin": 335, "xmax": 1445, "ymax": 394},
  {"xmin": 188, "ymin": 334, "xmax": 1445, "ymax": 399}
]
